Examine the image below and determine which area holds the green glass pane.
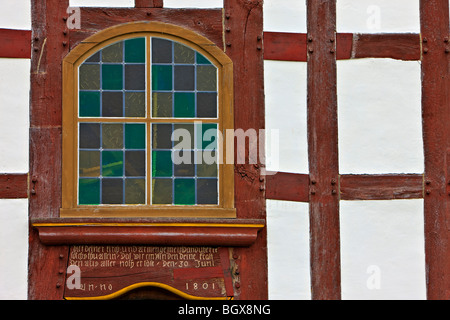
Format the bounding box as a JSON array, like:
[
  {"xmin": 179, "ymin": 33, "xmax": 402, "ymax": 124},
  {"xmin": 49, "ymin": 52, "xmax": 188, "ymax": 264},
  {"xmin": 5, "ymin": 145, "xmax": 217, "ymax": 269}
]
[
  {"xmin": 79, "ymin": 91, "xmax": 100, "ymax": 117},
  {"xmin": 197, "ymin": 65, "xmax": 217, "ymax": 91},
  {"xmin": 79, "ymin": 64, "xmax": 100, "ymax": 90},
  {"xmin": 174, "ymin": 178, "xmax": 195, "ymax": 205},
  {"xmin": 125, "ymin": 178, "xmax": 146, "ymax": 204},
  {"xmin": 79, "ymin": 178, "xmax": 100, "ymax": 205},
  {"xmin": 197, "ymin": 178, "xmax": 218, "ymax": 205},
  {"xmin": 173, "ymin": 124, "xmax": 194, "ymax": 149},
  {"xmin": 152, "ymin": 178, "xmax": 172, "ymax": 204},
  {"xmin": 102, "ymin": 42, "xmax": 123, "ymax": 63},
  {"xmin": 125, "ymin": 38, "xmax": 146, "ymax": 63},
  {"xmin": 174, "ymin": 92, "xmax": 195, "ymax": 118},
  {"xmin": 152, "ymin": 92, "xmax": 173, "ymax": 118},
  {"xmin": 102, "ymin": 178, "xmax": 123, "ymax": 204},
  {"xmin": 197, "ymin": 123, "xmax": 218, "ymax": 150},
  {"xmin": 196, "ymin": 151, "xmax": 218, "ymax": 177},
  {"xmin": 102, "ymin": 151, "xmax": 123, "ymax": 177},
  {"xmin": 102, "ymin": 64, "xmax": 123, "ymax": 90},
  {"xmin": 152, "ymin": 150, "xmax": 173, "ymax": 177},
  {"xmin": 152, "ymin": 65, "xmax": 172, "ymax": 91},
  {"xmin": 102, "ymin": 124, "xmax": 123, "ymax": 149},
  {"xmin": 196, "ymin": 52, "xmax": 212, "ymax": 65},
  {"xmin": 79, "ymin": 151, "xmax": 100, "ymax": 177},
  {"xmin": 125, "ymin": 123, "xmax": 146, "ymax": 149},
  {"xmin": 125, "ymin": 92, "xmax": 146, "ymax": 117},
  {"xmin": 174, "ymin": 42, "xmax": 195, "ymax": 64},
  {"xmin": 152, "ymin": 123, "xmax": 173, "ymax": 149}
]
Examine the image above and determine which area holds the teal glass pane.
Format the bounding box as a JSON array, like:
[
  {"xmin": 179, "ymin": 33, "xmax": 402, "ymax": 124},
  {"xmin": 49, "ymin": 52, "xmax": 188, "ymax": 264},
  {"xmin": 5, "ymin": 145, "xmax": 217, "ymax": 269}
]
[
  {"xmin": 102, "ymin": 64, "xmax": 123, "ymax": 90},
  {"xmin": 79, "ymin": 178, "xmax": 100, "ymax": 205},
  {"xmin": 79, "ymin": 64, "xmax": 100, "ymax": 90},
  {"xmin": 152, "ymin": 178, "xmax": 172, "ymax": 204},
  {"xmin": 152, "ymin": 65, "xmax": 172, "ymax": 91},
  {"xmin": 174, "ymin": 178, "xmax": 195, "ymax": 205},
  {"xmin": 125, "ymin": 124, "xmax": 146, "ymax": 149},
  {"xmin": 125, "ymin": 38, "xmax": 146, "ymax": 63},
  {"xmin": 196, "ymin": 52, "xmax": 212, "ymax": 65},
  {"xmin": 102, "ymin": 151, "xmax": 123, "ymax": 177},
  {"xmin": 174, "ymin": 92, "xmax": 195, "ymax": 118},
  {"xmin": 152, "ymin": 150, "xmax": 173, "ymax": 177},
  {"xmin": 79, "ymin": 91, "xmax": 100, "ymax": 117},
  {"xmin": 102, "ymin": 42, "xmax": 123, "ymax": 63},
  {"xmin": 197, "ymin": 123, "xmax": 218, "ymax": 150},
  {"xmin": 125, "ymin": 178, "xmax": 146, "ymax": 204}
]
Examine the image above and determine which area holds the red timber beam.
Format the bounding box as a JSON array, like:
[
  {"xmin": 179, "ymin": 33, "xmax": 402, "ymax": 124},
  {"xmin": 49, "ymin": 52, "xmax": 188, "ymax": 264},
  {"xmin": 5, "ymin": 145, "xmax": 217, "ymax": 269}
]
[
  {"xmin": 0, "ymin": 29, "xmax": 32, "ymax": 59},
  {"xmin": 420, "ymin": 0, "xmax": 450, "ymax": 300},
  {"xmin": 135, "ymin": 0, "xmax": 163, "ymax": 8},
  {"xmin": 0, "ymin": 174, "xmax": 29, "ymax": 199},
  {"xmin": 264, "ymin": 32, "xmax": 421, "ymax": 62},
  {"xmin": 306, "ymin": 0, "xmax": 341, "ymax": 300}
]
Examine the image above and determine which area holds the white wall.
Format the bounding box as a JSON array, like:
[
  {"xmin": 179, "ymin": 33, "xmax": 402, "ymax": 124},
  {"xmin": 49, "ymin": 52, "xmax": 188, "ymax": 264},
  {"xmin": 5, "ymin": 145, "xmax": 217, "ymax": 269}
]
[{"xmin": 0, "ymin": 0, "xmax": 428, "ymax": 300}]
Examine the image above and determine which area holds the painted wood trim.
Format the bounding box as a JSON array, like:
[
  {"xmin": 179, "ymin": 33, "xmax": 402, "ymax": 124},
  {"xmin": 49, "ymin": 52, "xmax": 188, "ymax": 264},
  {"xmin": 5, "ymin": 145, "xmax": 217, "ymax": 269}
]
[
  {"xmin": 263, "ymin": 32, "xmax": 421, "ymax": 62},
  {"xmin": 420, "ymin": 0, "xmax": 450, "ymax": 300},
  {"xmin": 0, "ymin": 29, "xmax": 31, "ymax": 59},
  {"xmin": 340, "ymin": 174, "xmax": 424, "ymax": 201},
  {"xmin": 307, "ymin": 0, "xmax": 341, "ymax": 300},
  {"xmin": 0, "ymin": 174, "xmax": 28, "ymax": 199},
  {"xmin": 32, "ymin": 223, "xmax": 264, "ymax": 247}
]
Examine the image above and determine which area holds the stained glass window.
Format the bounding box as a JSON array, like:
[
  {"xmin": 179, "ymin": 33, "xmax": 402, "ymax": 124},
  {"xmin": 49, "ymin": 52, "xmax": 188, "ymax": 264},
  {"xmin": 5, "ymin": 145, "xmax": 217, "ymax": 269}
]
[{"xmin": 77, "ymin": 36, "xmax": 219, "ymax": 206}]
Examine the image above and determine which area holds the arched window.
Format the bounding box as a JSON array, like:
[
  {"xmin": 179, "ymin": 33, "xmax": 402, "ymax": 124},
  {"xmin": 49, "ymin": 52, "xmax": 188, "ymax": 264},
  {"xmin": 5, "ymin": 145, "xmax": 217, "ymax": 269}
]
[{"xmin": 60, "ymin": 22, "xmax": 234, "ymax": 218}]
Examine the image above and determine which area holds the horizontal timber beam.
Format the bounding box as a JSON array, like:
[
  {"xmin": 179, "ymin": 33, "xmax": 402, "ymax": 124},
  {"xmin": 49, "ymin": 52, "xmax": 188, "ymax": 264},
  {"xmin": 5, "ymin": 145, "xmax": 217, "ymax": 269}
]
[
  {"xmin": 0, "ymin": 174, "xmax": 29, "ymax": 199},
  {"xmin": 265, "ymin": 172, "xmax": 424, "ymax": 202},
  {"xmin": 264, "ymin": 32, "xmax": 421, "ymax": 62},
  {"xmin": 0, "ymin": 29, "xmax": 31, "ymax": 59}
]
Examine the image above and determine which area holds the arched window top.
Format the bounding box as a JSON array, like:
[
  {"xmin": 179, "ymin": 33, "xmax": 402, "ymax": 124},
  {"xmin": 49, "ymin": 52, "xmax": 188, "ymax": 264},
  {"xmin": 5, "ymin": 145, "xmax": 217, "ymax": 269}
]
[{"xmin": 61, "ymin": 22, "xmax": 234, "ymax": 218}]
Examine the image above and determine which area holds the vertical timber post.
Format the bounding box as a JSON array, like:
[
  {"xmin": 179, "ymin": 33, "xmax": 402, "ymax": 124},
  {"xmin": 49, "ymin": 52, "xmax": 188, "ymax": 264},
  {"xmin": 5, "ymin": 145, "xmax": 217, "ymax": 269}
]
[
  {"xmin": 420, "ymin": 0, "xmax": 450, "ymax": 300},
  {"xmin": 306, "ymin": 0, "xmax": 341, "ymax": 300}
]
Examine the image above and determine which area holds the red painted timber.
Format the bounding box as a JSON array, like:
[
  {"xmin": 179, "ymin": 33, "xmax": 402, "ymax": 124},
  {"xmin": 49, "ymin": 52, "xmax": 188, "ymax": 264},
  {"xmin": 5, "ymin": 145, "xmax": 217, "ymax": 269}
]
[
  {"xmin": 420, "ymin": 0, "xmax": 450, "ymax": 300},
  {"xmin": 307, "ymin": 0, "xmax": 341, "ymax": 300},
  {"xmin": 0, "ymin": 174, "xmax": 28, "ymax": 199},
  {"xmin": 0, "ymin": 29, "xmax": 31, "ymax": 59},
  {"xmin": 263, "ymin": 32, "xmax": 420, "ymax": 62},
  {"xmin": 135, "ymin": 0, "xmax": 163, "ymax": 7},
  {"xmin": 340, "ymin": 174, "xmax": 424, "ymax": 201},
  {"xmin": 265, "ymin": 172, "xmax": 309, "ymax": 202}
]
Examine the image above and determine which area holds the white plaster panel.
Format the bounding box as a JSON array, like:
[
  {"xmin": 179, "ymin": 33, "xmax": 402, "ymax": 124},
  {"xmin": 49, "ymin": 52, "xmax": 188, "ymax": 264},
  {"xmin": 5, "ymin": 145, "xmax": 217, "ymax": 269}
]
[
  {"xmin": 340, "ymin": 200, "xmax": 426, "ymax": 300},
  {"xmin": 267, "ymin": 200, "xmax": 310, "ymax": 300},
  {"xmin": 69, "ymin": 0, "xmax": 134, "ymax": 7},
  {"xmin": 0, "ymin": 199, "xmax": 28, "ymax": 300},
  {"xmin": 337, "ymin": 0, "xmax": 420, "ymax": 33},
  {"xmin": 264, "ymin": 60, "xmax": 308, "ymax": 174},
  {"xmin": 337, "ymin": 59, "xmax": 423, "ymax": 174},
  {"xmin": 164, "ymin": 0, "xmax": 223, "ymax": 8},
  {"xmin": 0, "ymin": 0, "xmax": 31, "ymax": 30},
  {"xmin": 263, "ymin": 0, "xmax": 306, "ymax": 33},
  {"xmin": 0, "ymin": 59, "xmax": 30, "ymax": 173}
]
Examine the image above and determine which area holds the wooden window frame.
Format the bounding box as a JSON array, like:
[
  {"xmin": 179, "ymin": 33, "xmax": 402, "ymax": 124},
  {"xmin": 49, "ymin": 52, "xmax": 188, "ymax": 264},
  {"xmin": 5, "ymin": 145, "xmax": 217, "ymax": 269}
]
[{"xmin": 60, "ymin": 21, "xmax": 236, "ymax": 219}]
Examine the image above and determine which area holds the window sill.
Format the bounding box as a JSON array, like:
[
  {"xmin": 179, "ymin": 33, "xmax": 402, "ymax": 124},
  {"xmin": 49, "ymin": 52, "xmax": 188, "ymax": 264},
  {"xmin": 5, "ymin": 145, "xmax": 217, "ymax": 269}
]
[{"xmin": 31, "ymin": 218, "xmax": 265, "ymax": 247}]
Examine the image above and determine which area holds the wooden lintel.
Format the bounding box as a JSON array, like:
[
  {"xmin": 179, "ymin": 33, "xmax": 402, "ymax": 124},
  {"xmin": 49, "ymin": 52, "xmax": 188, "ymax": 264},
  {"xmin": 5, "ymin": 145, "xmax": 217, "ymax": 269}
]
[
  {"xmin": 0, "ymin": 174, "xmax": 28, "ymax": 199},
  {"xmin": 0, "ymin": 29, "xmax": 32, "ymax": 59},
  {"xmin": 263, "ymin": 32, "xmax": 421, "ymax": 62}
]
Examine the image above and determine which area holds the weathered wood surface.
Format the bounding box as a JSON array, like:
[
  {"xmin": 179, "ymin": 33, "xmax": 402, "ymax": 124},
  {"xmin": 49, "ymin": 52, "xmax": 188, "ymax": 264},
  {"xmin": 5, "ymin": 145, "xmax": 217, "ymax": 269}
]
[
  {"xmin": 224, "ymin": 0, "xmax": 267, "ymax": 300},
  {"xmin": 307, "ymin": 0, "xmax": 341, "ymax": 300},
  {"xmin": 420, "ymin": 0, "xmax": 450, "ymax": 300},
  {"xmin": 264, "ymin": 32, "xmax": 421, "ymax": 62},
  {"xmin": 265, "ymin": 172, "xmax": 309, "ymax": 202},
  {"xmin": 69, "ymin": 8, "xmax": 224, "ymax": 50},
  {"xmin": 0, "ymin": 29, "xmax": 31, "ymax": 58},
  {"xmin": 135, "ymin": 0, "xmax": 163, "ymax": 8},
  {"xmin": 0, "ymin": 174, "xmax": 28, "ymax": 199}
]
